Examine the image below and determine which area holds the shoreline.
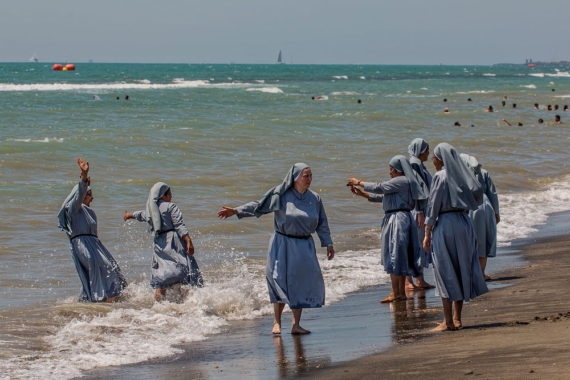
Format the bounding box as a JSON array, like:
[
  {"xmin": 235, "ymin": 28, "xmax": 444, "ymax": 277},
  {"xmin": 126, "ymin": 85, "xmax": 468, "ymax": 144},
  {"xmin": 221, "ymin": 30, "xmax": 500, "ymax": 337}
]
[
  {"xmin": 79, "ymin": 213, "xmax": 568, "ymax": 379},
  {"xmin": 310, "ymin": 213, "xmax": 570, "ymax": 379}
]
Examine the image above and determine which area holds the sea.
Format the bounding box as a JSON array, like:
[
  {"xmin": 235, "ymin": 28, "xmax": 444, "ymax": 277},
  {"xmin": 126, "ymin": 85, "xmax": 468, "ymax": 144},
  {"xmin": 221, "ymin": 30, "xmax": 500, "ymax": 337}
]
[{"xmin": 1, "ymin": 62, "xmax": 570, "ymax": 379}]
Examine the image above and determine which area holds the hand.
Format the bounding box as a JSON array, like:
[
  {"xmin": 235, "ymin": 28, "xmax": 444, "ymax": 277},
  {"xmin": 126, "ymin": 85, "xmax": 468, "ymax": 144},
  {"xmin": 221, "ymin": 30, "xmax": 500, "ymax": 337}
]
[
  {"xmin": 123, "ymin": 210, "xmax": 133, "ymax": 221},
  {"xmin": 416, "ymin": 213, "xmax": 426, "ymax": 228},
  {"xmin": 349, "ymin": 185, "xmax": 369, "ymax": 199},
  {"xmin": 327, "ymin": 246, "xmax": 335, "ymax": 260},
  {"xmin": 346, "ymin": 177, "xmax": 361, "ymax": 187},
  {"xmin": 77, "ymin": 157, "xmax": 89, "ymax": 175},
  {"xmin": 184, "ymin": 235, "xmax": 195, "ymax": 256},
  {"xmin": 217, "ymin": 206, "xmax": 237, "ymax": 219},
  {"xmin": 422, "ymin": 234, "xmax": 431, "ymax": 253},
  {"xmin": 495, "ymin": 214, "xmax": 501, "ymax": 224}
]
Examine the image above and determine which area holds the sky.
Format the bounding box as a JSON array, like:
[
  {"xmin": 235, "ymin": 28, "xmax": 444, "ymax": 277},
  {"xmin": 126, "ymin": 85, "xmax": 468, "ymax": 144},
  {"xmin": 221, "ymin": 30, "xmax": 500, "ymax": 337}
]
[{"xmin": 2, "ymin": 0, "xmax": 569, "ymax": 65}]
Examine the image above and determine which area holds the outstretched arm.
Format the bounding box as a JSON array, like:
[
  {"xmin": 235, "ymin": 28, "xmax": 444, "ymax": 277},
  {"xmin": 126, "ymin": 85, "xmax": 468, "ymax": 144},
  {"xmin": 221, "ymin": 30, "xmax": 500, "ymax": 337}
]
[{"xmin": 217, "ymin": 206, "xmax": 238, "ymax": 219}]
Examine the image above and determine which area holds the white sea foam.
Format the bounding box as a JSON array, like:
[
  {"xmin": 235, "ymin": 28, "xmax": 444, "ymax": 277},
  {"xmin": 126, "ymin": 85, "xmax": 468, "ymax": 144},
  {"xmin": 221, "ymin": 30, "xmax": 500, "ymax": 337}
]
[
  {"xmin": 246, "ymin": 86, "xmax": 283, "ymax": 94},
  {"xmin": 1, "ymin": 249, "xmax": 385, "ymax": 379},
  {"xmin": 7, "ymin": 137, "xmax": 64, "ymax": 143},
  {"xmin": 497, "ymin": 174, "xmax": 570, "ymax": 246}
]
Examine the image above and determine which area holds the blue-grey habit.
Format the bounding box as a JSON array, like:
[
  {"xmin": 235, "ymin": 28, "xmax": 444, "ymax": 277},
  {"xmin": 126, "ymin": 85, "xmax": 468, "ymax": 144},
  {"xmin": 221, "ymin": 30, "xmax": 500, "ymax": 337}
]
[
  {"xmin": 236, "ymin": 163, "xmax": 333, "ymax": 309},
  {"xmin": 425, "ymin": 143, "xmax": 488, "ymax": 302},
  {"xmin": 132, "ymin": 182, "xmax": 203, "ymax": 289},
  {"xmin": 362, "ymin": 155, "xmax": 427, "ymax": 277},
  {"xmin": 57, "ymin": 180, "xmax": 127, "ymax": 302},
  {"xmin": 461, "ymin": 154, "xmax": 500, "ymax": 258},
  {"xmin": 409, "ymin": 138, "xmax": 433, "ymax": 269}
]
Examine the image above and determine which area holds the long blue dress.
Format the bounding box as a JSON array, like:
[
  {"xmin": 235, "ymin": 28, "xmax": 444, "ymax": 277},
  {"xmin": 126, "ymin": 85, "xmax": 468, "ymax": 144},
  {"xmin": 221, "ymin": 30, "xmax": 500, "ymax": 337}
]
[
  {"xmin": 236, "ymin": 188, "xmax": 333, "ymax": 309},
  {"xmin": 425, "ymin": 170, "xmax": 488, "ymax": 302},
  {"xmin": 363, "ymin": 176, "xmax": 420, "ymax": 277},
  {"xmin": 133, "ymin": 201, "xmax": 203, "ymax": 289},
  {"xmin": 410, "ymin": 155, "xmax": 433, "ymax": 269},
  {"xmin": 58, "ymin": 180, "xmax": 127, "ymax": 302},
  {"xmin": 470, "ymin": 168, "xmax": 499, "ymax": 258}
]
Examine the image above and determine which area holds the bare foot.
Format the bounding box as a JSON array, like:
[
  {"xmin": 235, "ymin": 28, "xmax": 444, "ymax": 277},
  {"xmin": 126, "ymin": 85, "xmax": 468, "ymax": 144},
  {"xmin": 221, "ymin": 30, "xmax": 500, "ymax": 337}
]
[
  {"xmin": 484, "ymin": 274, "xmax": 492, "ymax": 281},
  {"xmin": 453, "ymin": 320, "xmax": 463, "ymax": 329},
  {"xmin": 291, "ymin": 325, "xmax": 311, "ymax": 335},
  {"xmin": 405, "ymin": 283, "xmax": 417, "ymax": 290},
  {"xmin": 272, "ymin": 322, "xmax": 282, "ymax": 335},
  {"xmin": 430, "ymin": 321, "xmax": 457, "ymax": 332},
  {"xmin": 381, "ymin": 292, "xmax": 396, "ymax": 303},
  {"xmin": 416, "ymin": 281, "xmax": 435, "ymax": 289}
]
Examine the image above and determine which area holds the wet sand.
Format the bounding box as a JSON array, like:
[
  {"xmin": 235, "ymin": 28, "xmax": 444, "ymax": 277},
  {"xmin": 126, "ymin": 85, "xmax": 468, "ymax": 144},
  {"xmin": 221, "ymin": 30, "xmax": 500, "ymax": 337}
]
[
  {"xmin": 82, "ymin": 213, "xmax": 569, "ymax": 379},
  {"xmin": 311, "ymin": 215, "xmax": 570, "ymax": 379}
]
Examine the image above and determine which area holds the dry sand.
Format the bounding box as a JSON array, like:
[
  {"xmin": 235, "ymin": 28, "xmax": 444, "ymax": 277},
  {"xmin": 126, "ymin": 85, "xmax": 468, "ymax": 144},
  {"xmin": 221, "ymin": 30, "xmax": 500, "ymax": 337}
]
[{"xmin": 308, "ymin": 234, "xmax": 570, "ymax": 380}]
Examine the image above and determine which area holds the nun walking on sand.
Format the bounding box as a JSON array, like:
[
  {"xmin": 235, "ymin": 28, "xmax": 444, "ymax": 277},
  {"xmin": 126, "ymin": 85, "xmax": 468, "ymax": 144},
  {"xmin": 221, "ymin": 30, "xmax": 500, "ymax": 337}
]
[
  {"xmin": 124, "ymin": 182, "xmax": 203, "ymax": 302},
  {"xmin": 217, "ymin": 163, "xmax": 335, "ymax": 335},
  {"xmin": 423, "ymin": 143, "xmax": 488, "ymax": 332}
]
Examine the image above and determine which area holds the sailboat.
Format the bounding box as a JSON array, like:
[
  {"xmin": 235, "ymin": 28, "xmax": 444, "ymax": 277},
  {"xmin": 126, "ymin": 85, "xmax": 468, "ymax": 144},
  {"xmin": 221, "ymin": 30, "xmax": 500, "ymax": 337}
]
[{"xmin": 277, "ymin": 50, "xmax": 284, "ymax": 64}]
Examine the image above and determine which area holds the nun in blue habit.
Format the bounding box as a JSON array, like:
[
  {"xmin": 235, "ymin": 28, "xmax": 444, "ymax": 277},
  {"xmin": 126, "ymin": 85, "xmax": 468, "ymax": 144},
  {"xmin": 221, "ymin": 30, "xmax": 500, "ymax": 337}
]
[
  {"xmin": 57, "ymin": 158, "xmax": 127, "ymax": 302},
  {"xmin": 124, "ymin": 182, "xmax": 203, "ymax": 302},
  {"xmin": 423, "ymin": 143, "xmax": 488, "ymax": 332},
  {"xmin": 407, "ymin": 137, "xmax": 435, "ymax": 289},
  {"xmin": 347, "ymin": 155, "xmax": 428, "ymax": 303},
  {"xmin": 460, "ymin": 153, "xmax": 501, "ymax": 280},
  {"xmin": 218, "ymin": 163, "xmax": 335, "ymax": 335}
]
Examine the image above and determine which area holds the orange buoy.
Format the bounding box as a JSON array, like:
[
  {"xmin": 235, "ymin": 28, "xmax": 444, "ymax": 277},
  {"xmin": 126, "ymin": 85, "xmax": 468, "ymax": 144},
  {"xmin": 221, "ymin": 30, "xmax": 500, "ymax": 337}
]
[
  {"xmin": 52, "ymin": 63, "xmax": 63, "ymax": 71},
  {"xmin": 65, "ymin": 63, "xmax": 76, "ymax": 71}
]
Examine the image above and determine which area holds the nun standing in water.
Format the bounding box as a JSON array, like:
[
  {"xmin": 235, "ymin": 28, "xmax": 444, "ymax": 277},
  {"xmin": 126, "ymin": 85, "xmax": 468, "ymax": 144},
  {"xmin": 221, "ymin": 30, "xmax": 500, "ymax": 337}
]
[
  {"xmin": 347, "ymin": 155, "xmax": 428, "ymax": 303},
  {"xmin": 58, "ymin": 158, "xmax": 127, "ymax": 302},
  {"xmin": 407, "ymin": 138, "xmax": 435, "ymax": 290},
  {"xmin": 423, "ymin": 143, "xmax": 488, "ymax": 332},
  {"xmin": 123, "ymin": 182, "xmax": 203, "ymax": 302},
  {"xmin": 460, "ymin": 153, "xmax": 500, "ymax": 280},
  {"xmin": 217, "ymin": 163, "xmax": 335, "ymax": 335}
]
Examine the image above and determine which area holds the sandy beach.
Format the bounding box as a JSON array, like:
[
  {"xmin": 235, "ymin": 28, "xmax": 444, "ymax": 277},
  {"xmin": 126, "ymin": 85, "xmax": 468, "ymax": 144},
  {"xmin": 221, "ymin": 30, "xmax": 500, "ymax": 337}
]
[
  {"xmin": 78, "ymin": 212, "xmax": 570, "ymax": 380},
  {"xmin": 311, "ymin": 213, "xmax": 570, "ymax": 380}
]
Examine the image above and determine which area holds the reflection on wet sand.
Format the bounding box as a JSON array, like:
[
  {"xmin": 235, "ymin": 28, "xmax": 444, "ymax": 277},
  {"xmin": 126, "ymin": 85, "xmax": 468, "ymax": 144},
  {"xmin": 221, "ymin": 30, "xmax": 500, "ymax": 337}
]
[
  {"xmin": 273, "ymin": 334, "xmax": 331, "ymax": 378},
  {"xmin": 389, "ymin": 289, "xmax": 442, "ymax": 342}
]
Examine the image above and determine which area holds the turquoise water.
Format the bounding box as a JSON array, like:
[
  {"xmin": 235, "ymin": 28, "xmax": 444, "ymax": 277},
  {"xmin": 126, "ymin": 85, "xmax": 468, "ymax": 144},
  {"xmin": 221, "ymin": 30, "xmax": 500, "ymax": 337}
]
[{"xmin": 1, "ymin": 62, "xmax": 570, "ymax": 378}]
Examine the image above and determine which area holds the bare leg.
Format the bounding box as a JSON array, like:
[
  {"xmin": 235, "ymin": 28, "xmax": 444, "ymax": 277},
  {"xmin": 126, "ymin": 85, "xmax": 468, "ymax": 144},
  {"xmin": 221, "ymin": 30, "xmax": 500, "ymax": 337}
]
[
  {"xmin": 395, "ymin": 275, "xmax": 407, "ymax": 300},
  {"xmin": 453, "ymin": 301, "xmax": 463, "ymax": 328},
  {"xmin": 405, "ymin": 276, "xmax": 417, "ymax": 290},
  {"xmin": 273, "ymin": 303, "xmax": 285, "ymax": 334},
  {"xmin": 431, "ymin": 298, "xmax": 457, "ymax": 332},
  {"xmin": 414, "ymin": 274, "xmax": 435, "ymax": 289},
  {"xmin": 291, "ymin": 308, "xmax": 310, "ymax": 334},
  {"xmin": 154, "ymin": 288, "xmax": 166, "ymax": 302},
  {"xmin": 479, "ymin": 257, "xmax": 491, "ymax": 280},
  {"xmin": 103, "ymin": 296, "xmax": 118, "ymax": 303}
]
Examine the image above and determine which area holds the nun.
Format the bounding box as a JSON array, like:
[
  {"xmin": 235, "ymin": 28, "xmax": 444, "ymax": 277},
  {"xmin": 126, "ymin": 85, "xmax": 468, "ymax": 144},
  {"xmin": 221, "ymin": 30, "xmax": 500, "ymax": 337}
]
[
  {"xmin": 124, "ymin": 182, "xmax": 203, "ymax": 302},
  {"xmin": 407, "ymin": 138, "xmax": 435, "ymax": 289},
  {"xmin": 423, "ymin": 143, "xmax": 488, "ymax": 332},
  {"xmin": 347, "ymin": 154, "xmax": 428, "ymax": 303},
  {"xmin": 460, "ymin": 153, "xmax": 501, "ymax": 280},
  {"xmin": 218, "ymin": 163, "xmax": 335, "ymax": 335},
  {"xmin": 58, "ymin": 158, "xmax": 127, "ymax": 302}
]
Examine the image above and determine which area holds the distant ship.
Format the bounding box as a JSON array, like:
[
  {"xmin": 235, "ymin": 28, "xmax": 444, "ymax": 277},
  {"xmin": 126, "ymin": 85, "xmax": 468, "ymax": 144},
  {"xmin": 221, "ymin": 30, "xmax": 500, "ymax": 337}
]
[{"xmin": 277, "ymin": 50, "xmax": 284, "ymax": 64}]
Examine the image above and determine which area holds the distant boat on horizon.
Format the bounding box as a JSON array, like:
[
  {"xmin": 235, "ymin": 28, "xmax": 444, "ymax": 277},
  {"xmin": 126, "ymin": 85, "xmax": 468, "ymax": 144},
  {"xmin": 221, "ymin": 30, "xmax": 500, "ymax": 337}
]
[{"xmin": 277, "ymin": 50, "xmax": 284, "ymax": 64}]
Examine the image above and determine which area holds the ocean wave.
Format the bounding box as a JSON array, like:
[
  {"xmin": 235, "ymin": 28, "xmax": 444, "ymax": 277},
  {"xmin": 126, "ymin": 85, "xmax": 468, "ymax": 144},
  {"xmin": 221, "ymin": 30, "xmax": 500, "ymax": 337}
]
[
  {"xmin": 0, "ymin": 249, "xmax": 385, "ymax": 379},
  {"xmin": 498, "ymin": 174, "xmax": 570, "ymax": 246},
  {"xmin": 0, "ymin": 79, "xmax": 279, "ymax": 93}
]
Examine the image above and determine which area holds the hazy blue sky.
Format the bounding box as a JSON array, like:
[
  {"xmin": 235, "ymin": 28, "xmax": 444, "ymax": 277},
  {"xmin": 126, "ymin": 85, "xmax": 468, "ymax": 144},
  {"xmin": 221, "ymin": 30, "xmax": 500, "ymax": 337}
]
[{"xmin": 2, "ymin": 0, "xmax": 569, "ymax": 65}]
